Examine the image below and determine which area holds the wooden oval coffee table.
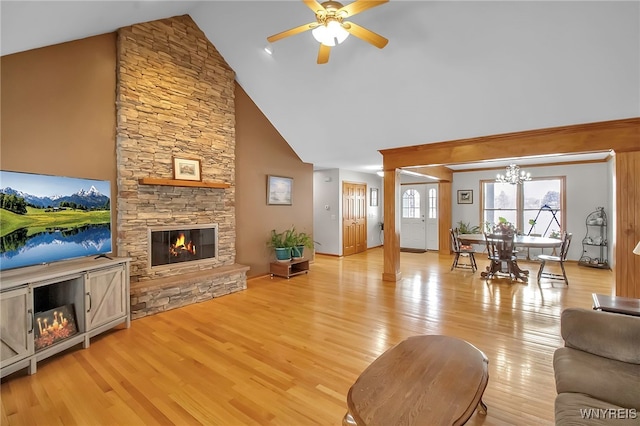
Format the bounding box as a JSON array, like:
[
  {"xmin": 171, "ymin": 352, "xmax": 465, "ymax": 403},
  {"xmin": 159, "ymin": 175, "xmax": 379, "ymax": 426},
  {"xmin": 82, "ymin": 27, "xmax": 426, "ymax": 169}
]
[{"xmin": 344, "ymin": 335, "xmax": 489, "ymax": 426}]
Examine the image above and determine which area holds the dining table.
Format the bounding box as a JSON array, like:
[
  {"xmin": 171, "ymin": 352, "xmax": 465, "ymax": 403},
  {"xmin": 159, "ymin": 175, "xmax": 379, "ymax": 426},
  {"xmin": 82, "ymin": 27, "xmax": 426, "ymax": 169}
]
[
  {"xmin": 457, "ymin": 234, "xmax": 563, "ymax": 282},
  {"xmin": 457, "ymin": 234, "xmax": 563, "ymax": 250}
]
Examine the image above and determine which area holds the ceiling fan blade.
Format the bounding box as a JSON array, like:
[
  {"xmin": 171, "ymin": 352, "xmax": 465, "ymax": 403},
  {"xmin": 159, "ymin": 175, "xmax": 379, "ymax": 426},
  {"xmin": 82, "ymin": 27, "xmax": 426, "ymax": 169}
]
[
  {"xmin": 317, "ymin": 44, "xmax": 331, "ymax": 64},
  {"xmin": 303, "ymin": 0, "xmax": 327, "ymax": 15},
  {"xmin": 343, "ymin": 22, "xmax": 388, "ymax": 49},
  {"xmin": 339, "ymin": 0, "xmax": 388, "ymax": 18},
  {"xmin": 267, "ymin": 22, "xmax": 318, "ymax": 43}
]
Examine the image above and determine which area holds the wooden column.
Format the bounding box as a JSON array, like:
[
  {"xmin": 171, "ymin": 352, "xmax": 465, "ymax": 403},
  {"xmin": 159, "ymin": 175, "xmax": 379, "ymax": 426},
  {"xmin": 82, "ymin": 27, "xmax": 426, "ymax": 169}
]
[
  {"xmin": 438, "ymin": 181, "xmax": 452, "ymax": 253},
  {"xmin": 382, "ymin": 168, "xmax": 402, "ymax": 282},
  {"xmin": 614, "ymin": 151, "xmax": 640, "ymax": 298}
]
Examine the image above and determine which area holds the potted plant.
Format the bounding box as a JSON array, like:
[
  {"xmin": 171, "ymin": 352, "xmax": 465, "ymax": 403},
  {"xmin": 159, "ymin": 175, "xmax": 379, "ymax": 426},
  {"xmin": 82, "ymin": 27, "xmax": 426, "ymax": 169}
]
[
  {"xmin": 292, "ymin": 230, "xmax": 314, "ymax": 259},
  {"xmin": 456, "ymin": 221, "xmax": 480, "ymax": 234},
  {"xmin": 494, "ymin": 217, "xmax": 516, "ymax": 234},
  {"xmin": 268, "ymin": 228, "xmax": 296, "ymax": 262}
]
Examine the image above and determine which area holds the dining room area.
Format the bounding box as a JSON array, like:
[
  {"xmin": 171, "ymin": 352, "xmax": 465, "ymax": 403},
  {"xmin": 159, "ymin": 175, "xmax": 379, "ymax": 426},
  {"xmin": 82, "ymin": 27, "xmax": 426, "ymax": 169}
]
[
  {"xmin": 450, "ymin": 160, "xmax": 606, "ymax": 264},
  {"xmin": 380, "ymin": 119, "xmax": 639, "ymax": 299},
  {"xmin": 453, "ymin": 227, "xmax": 571, "ymax": 284},
  {"xmin": 399, "ymin": 153, "xmax": 612, "ymax": 282}
]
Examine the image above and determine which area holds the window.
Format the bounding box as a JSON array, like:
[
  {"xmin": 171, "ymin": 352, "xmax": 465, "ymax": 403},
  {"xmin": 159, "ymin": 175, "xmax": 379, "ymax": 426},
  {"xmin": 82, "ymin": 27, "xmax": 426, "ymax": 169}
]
[
  {"xmin": 483, "ymin": 182, "xmax": 517, "ymax": 227},
  {"xmin": 481, "ymin": 177, "xmax": 564, "ymax": 236},
  {"xmin": 428, "ymin": 188, "xmax": 437, "ymax": 219},
  {"xmin": 402, "ymin": 189, "xmax": 420, "ymax": 218}
]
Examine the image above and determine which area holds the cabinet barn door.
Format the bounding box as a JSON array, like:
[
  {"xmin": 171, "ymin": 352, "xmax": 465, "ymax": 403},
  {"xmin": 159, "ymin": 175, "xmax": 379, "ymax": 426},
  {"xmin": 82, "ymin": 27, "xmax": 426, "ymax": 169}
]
[
  {"xmin": 85, "ymin": 266, "xmax": 126, "ymax": 331},
  {"xmin": 0, "ymin": 287, "xmax": 33, "ymax": 367}
]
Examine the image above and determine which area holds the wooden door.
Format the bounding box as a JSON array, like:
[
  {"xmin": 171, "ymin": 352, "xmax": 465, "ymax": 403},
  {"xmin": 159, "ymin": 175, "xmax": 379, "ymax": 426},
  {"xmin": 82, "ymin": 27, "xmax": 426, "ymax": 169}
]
[{"xmin": 343, "ymin": 182, "xmax": 367, "ymax": 256}]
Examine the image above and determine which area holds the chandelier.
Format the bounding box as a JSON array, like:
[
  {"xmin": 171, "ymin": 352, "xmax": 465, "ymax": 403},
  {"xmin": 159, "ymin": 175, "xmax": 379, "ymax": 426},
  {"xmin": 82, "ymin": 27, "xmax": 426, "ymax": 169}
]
[{"xmin": 496, "ymin": 164, "xmax": 531, "ymax": 185}]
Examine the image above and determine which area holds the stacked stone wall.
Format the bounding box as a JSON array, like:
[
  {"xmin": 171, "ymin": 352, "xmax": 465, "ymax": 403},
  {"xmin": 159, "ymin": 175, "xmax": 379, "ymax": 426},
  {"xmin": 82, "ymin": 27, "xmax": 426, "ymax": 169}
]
[{"xmin": 116, "ymin": 15, "xmax": 244, "ymax": 316}]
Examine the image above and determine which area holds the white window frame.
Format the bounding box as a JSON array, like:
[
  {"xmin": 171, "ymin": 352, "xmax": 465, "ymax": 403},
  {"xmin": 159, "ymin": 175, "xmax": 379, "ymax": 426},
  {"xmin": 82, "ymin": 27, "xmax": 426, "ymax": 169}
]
[{"xmin": 480, "ymin": 176, "xmax": 566, "ymax": 235}]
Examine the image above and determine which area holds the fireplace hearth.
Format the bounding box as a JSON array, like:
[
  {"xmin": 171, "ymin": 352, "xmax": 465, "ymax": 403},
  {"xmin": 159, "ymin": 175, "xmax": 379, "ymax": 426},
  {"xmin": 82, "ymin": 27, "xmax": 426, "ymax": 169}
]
[{"xmin": 149, "ymin": 224, "xmax": 218, "ymax": 269}]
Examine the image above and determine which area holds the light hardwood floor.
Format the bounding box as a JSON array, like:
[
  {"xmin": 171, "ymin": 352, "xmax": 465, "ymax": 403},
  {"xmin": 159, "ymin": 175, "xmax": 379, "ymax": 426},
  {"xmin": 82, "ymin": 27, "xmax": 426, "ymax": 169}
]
[{"xmin": 1, "ymin": 248, "xmax": 614, "ymax": 425}]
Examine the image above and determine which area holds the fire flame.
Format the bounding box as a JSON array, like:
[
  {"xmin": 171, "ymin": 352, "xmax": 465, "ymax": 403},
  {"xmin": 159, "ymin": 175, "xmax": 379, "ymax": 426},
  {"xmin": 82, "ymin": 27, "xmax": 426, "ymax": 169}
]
[{"xmin": 170, "ymin": 233, "xmax": 196, "ymax": 257}]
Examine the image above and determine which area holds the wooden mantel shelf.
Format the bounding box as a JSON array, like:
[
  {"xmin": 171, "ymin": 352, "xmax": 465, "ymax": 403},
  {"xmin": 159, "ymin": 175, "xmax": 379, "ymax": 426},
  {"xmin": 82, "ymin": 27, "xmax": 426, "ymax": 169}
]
[{"xmin": 138, "ymin": 178, "xmax": 230, "ymax": 189}]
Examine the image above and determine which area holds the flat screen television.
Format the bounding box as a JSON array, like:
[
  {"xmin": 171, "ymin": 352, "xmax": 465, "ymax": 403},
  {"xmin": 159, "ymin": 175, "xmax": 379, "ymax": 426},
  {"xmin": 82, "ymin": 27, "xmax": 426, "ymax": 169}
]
[{"xmin": 0, "ymin": 170, "xmax": 112, "ymax": 272}]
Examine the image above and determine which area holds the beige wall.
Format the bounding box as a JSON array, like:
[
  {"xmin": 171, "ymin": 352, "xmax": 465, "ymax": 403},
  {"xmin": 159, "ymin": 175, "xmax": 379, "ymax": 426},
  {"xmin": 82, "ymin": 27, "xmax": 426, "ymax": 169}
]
[
  {"xmin": 0, "ymin": 34, "xmax": 117, "ymax": 178},
  {"xmin": 235, "ymin": 84, "xmax": 314, "ymax": 277},
  {"xmin": 0, "ymin": 34, "xmax": 118, "ymax": 250},
  {"xmin": 1, "ymin": 26, "xmax": 314, "ymax": 279}
]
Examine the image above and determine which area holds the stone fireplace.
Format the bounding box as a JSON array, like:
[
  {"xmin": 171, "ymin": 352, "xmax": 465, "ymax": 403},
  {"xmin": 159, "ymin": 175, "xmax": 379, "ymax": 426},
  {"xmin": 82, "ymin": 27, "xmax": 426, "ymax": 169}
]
[
  {"xmin": 115, "ymin": 16, "xmax": 248, "ymax": 319},
  {"xmin": 149, "ymin": 224, "xmax": 218, "ymax": 269}
]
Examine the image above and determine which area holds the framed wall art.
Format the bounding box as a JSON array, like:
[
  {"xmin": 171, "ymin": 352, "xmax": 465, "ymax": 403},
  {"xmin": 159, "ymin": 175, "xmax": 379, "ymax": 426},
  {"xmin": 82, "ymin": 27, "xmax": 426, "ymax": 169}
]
[
  {"xmin": 173, "ymin": 157, "xmax": 202, "ymax": 181},
  {"xmin": 267, "ymin": 175, "xmax": 293, "ymax": 205},
  {"xmin": 457, "ymin": 190, "xmax": 473, "ymax": 204}
]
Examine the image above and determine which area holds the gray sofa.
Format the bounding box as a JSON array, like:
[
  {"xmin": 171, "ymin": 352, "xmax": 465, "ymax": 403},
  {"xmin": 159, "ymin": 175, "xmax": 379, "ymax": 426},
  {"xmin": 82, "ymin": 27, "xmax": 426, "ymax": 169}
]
[{"xmin": 554, "ymin": 308, "xmax": 640, "ymax": 425}]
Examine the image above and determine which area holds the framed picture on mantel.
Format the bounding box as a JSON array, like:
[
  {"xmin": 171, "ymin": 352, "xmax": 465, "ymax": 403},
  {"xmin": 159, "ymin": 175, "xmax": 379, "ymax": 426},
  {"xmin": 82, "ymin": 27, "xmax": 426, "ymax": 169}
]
[{"xmin": 173, "ymin": 157, "xmax": 202, "ymax": 181}]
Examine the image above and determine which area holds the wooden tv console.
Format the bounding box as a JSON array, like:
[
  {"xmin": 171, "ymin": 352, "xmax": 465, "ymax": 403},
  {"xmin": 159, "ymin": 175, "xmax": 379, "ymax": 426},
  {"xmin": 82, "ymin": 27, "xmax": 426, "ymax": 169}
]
[{"xmin": 0, "ymin": 256, "xmax": 131, "ymax": 378}]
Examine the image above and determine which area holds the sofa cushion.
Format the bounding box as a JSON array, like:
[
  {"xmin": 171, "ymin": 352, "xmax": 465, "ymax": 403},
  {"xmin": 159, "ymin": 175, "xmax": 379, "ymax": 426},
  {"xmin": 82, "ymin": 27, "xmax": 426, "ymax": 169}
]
[
  {"xmin": 554, "ymin": 347, "xmax": 640, "ymax": 411},
  {"xmin": 556, "ymin": 393, "xmax": 639, "ymax": 426},
  {"xmin": 561, "ymin": 308, "xmax": 640, "ymax": 364}
]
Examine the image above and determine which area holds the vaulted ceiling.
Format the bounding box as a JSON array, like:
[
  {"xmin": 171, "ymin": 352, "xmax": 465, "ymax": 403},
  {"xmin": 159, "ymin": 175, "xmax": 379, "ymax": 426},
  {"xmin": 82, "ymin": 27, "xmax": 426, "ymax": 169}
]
[{"xmin": 2, "ymin": 1, "xmax": 639, "ymax": 173}]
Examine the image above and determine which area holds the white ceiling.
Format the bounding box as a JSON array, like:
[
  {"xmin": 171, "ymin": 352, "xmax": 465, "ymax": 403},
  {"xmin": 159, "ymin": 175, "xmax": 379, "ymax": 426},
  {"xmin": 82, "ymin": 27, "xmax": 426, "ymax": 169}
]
[{"xmin": 2, "ymin": 1, "xmax": 638, "ymax": 173}]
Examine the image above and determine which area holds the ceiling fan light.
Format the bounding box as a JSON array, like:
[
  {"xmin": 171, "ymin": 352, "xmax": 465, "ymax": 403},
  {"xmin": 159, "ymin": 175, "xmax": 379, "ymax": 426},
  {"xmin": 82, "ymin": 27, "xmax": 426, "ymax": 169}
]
[
  {"xmin": 327, "ymin": 20, "xmax": 349, "ymax": 44},
  {"xmin": 312, "ymin": 25, "xmax": 335, "ymax": 46},
  {"xmin": 312, "ymin": 20, "xmax": 349, "ymax": 47}
]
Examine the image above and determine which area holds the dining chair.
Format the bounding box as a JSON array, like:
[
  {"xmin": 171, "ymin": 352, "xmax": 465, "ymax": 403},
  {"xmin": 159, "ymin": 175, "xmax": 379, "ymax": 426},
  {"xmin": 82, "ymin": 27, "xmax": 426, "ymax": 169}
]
[
  {"xmin": 450, "ymin": 228, "xmax": 477, "ymax": 272},
  {"xmin": 483, "ymin": 231, "xmax": 518, "ymax": 280},
  {"xmin": 537, "ymin": 232, "xmax": 572, "ymax": 285}
]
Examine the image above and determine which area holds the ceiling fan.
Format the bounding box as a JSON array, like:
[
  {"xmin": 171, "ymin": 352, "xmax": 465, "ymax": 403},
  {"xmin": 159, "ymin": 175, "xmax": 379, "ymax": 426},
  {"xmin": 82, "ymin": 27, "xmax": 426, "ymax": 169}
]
[{"xmin": 267, "ymin": 0, "xmax": 389, "ymax": 64}]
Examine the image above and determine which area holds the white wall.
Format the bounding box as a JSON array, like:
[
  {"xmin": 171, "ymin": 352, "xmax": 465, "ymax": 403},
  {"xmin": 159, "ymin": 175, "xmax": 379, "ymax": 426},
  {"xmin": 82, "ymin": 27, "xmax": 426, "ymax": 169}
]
[
  {"xmin": 313, "ymin": 169, "xmax": 341, "ymax": 255},
  {"xmin": 313, "ymin": 169, "xmax": 383, "ymax": 256},
  {"xmin": 452, "ymin": 162, "xmax": 612, "ymax": 261}
]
